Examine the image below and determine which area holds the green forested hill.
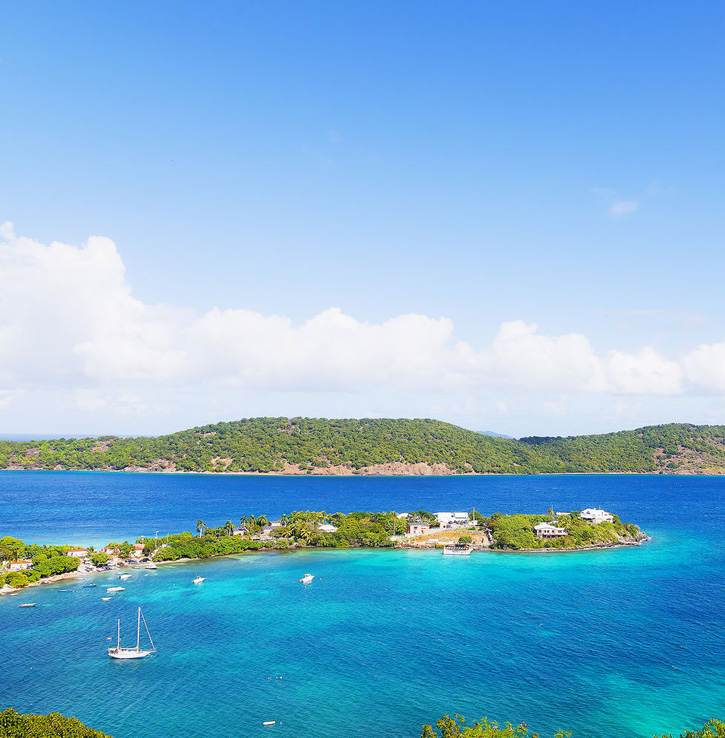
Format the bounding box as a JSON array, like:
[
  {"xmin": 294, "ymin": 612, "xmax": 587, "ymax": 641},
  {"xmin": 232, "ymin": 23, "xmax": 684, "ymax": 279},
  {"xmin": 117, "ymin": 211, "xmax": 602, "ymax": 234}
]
[{"xmin": 1, "ymin": 418, "xmax": 725, "ymax": 475}]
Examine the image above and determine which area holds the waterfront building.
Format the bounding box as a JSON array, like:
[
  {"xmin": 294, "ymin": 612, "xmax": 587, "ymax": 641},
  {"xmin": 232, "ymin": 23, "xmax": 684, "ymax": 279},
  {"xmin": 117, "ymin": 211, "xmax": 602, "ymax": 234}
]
[
  {"xmin": 319, "ymin": 523, "xmax": 338, "ymax": 533},
  {"xmin": 8, "ymin": 560, "xmax": 33, "ymax": 571},
  {"xmin": 534, "ymin": 523, "xmax": 567, "ymax": 538},
  {"xmin": 580, "ymin": 508, "xmax": 614, "ymax": 524},
  {"xmin": 434, "ymin": 512, "xmax": 470, "ymax": 528},
  {"xmin": 66, "ymin": 548, "xmax": 89, "ymax": 558},
  {"xmin": 407, "ymin": 522, "xmax": 430, "ymax": 536}
]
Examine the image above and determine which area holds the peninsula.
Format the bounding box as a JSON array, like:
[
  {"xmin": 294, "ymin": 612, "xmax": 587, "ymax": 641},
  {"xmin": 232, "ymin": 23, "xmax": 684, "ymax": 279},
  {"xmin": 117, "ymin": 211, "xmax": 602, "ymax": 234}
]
[
  {"xmin": 1, "ymin": 418, "xmax": 724, "ymax": 476},
  {"xmin": 0, "ymin": 508, "xmax": 647, "ymax": 592}
]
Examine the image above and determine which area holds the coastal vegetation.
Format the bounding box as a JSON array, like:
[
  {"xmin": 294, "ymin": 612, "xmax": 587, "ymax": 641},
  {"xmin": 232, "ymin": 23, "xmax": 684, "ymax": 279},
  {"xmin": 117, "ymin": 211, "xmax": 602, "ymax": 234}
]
[
  {"xmin": 0, "ymin": 708, "xmax": 111, "ymax": 737},
  {"xmin": 421, "ymin": 714, "xmax": 725, "ymax": 738},
  {"xmin": 0, "ymin": 537, "xmax": 80, "ymax": 588},
  {"xmin": 1, "ymin": 709, "xmax": 720, "ymax": 738},
  {"xmin": 1, "ymin": 418, "xmax": 725, "ymax": 475},
  {"xmin": 1, "ymin": 509, "xmax": 644, "ymax": 590},
  {"xmin": 485, "ymin": 512, "xmax": 638, "ymax": 550}
]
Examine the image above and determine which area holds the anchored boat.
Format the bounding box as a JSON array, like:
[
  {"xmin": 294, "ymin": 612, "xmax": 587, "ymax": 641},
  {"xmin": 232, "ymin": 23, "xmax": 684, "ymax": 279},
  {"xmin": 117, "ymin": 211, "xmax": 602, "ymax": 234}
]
[
  {"xmin": 442, "ymin": 544, "xmax": 473, "ymax": 556},
  {"xmin": 299, "ymin": 573, "xmax": 314, "ymax": 584},
  {"xmin": 108, "ymin": 607, "xmax": 157, "ymax": 660}
]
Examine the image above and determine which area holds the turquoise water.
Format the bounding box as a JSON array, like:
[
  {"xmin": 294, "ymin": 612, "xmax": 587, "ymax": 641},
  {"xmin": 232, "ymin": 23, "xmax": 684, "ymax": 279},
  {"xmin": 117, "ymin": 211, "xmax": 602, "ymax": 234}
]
[{"xmin": 1, "ymin": 473, "xmax": 724, "ymax": 737}]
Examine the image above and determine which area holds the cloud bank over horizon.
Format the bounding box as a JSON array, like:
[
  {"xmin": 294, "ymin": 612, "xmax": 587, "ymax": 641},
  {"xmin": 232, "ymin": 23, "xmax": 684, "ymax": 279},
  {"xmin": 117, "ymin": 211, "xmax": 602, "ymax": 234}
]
[{"xmin": 1, "ymin": 223, "xmax": 724, "ymax": 434}]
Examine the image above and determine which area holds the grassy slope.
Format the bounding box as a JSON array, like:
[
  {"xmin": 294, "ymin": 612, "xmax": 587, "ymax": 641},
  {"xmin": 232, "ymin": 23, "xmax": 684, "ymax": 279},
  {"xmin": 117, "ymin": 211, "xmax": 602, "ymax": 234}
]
[{"xmin": 1, "ymin": 418, "xmax": 725, "ymax": 475}]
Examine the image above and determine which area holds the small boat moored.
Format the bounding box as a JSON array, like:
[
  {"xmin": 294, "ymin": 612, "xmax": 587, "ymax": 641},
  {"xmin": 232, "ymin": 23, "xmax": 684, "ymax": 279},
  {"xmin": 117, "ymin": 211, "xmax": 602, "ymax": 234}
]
[
  {"xmin": 106, "ymin": 587, "xmax": 125, "ymax": 593},
  {"xmin": 442, "ymin": 544, "xmax": 473, "ymax": 556},
  {"xmin": 191, "ymin": 576, "xmax": 205, "ymax": 585},
  {"xmin": 119, "ymin": 574, "xmax": 133, "ymax": 580},
  {"xmin": 19, "ymin": 603, "xmax": 37, "ymax": 608},
  {"xmin": 263, "ymin": 721, "xmax": 276, "ymax": 726},
  {"xmin": 299, "ymin": 573, "xmax": 314, "ymax": 584},
  {"xmin": 102, "ymin": 597, "xmax": 111, "ymax": 601},
  {"xmin": 145, "ymin": 562, "xmax": 158, "ymax": 570}
]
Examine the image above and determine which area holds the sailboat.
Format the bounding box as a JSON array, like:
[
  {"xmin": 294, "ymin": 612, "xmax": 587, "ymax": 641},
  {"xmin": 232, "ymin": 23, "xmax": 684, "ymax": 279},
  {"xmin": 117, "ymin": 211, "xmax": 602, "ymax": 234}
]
[{"xmin": 108, "ymin": 607, "xmax": 157, "ymax": 659}]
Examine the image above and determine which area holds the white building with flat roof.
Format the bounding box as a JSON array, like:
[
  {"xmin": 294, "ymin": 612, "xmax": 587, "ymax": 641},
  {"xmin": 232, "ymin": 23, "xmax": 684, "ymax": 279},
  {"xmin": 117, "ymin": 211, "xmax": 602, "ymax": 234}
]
[
  {"xmin": 580, "ymin": 508, "xmax": 614, "ymax": 524},
  {"xmin": 434, "ymin": 512, "xmax": 470, "ymax": 528}
]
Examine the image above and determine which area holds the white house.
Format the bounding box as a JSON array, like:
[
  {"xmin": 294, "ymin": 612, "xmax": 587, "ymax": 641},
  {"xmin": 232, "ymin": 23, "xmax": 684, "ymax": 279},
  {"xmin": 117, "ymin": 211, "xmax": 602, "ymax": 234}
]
[
  {"xmin": 8, "ymin": 560, "xmax": 33, "ymax": 571},
  {"xmin": 319, "ymin": 524, "xmax": 338, "ymax": 533},
  {"xmin": 66, "ymin": 548, "xmax": 89, "ymax": 558},
  {"xmin": 270, "ymin": 520, "xmax": 284, "ymax": 528},
  {"xmin": 580, "ymin": 508, "xmax": 614, "ymax": 524},
  {"xmin": 534, "ymin": 523, "xmax": 567, "ymax": 538},
  {"xmin": 435, "ymin": 512, "xmax": 470, "ymax": 529},
  {"xmin": 407, "ymin": 522, "xmax": 430, "ymax": 536}
]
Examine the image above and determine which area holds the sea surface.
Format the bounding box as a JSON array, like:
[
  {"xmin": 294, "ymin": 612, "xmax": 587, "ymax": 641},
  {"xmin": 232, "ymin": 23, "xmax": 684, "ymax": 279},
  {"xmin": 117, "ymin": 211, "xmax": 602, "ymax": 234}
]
[{"xmin": 0, "ymin": 472, "xmax": 723, "ymax": 738}]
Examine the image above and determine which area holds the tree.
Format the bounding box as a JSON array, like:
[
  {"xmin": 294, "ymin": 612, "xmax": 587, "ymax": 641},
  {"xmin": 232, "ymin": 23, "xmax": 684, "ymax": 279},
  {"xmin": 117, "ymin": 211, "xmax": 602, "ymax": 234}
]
[
  {"xmin": 196, "ymin": 520, "xmax": 205, "ymax": 537},
  {"xmin": 421, "ymin": 714, "xmax": 571, "ymax": 738},
  {"xmin": 0, "ymin": 536, "xmax": 25, "ymax": 561},
  {"xmin": 224, "ymin": 520, "xmax": 234, "ymax": 537},
  {"xmin": 91, "ymin": 552, "xmax": 109, "ymax": 567}
]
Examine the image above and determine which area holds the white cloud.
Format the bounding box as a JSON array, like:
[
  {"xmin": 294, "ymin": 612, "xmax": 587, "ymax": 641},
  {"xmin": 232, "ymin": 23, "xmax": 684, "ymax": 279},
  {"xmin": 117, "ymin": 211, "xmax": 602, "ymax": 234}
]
[
  {"xmin": 682, "ymin": 343, "xmax": 725, "ymax": 393},
  {"xmin": 608, "ymin": 200, "xmax": 639, "ymax": 218},
  {"xmin": 0, "ymin": 222, "xmax": 721, "ymax": 409}
]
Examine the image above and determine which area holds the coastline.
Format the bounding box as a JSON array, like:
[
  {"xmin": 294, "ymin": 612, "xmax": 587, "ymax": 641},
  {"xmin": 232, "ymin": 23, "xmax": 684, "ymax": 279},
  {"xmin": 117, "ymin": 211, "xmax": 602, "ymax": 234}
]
[
  {"xmin": 0, "ymin": 467, "xmax": 720, "ymax": 477},
  {"xmin": 0, "ymin": 535, "xmax": 651, "ymax": 597}
]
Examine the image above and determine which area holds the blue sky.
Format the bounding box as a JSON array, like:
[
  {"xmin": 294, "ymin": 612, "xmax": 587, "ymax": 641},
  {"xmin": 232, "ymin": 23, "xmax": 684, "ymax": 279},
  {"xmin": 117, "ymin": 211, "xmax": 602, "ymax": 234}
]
[{"xmin": 1, "ymin": 1, "xmax": 724, "ymax": 437}]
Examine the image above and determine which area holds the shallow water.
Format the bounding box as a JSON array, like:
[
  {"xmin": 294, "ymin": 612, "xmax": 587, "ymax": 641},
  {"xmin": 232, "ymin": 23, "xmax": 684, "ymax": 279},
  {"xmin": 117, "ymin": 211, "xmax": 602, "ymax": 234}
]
[{"xmin": 1, "ymin": 473, "xmax": 723, "ymax": 738}]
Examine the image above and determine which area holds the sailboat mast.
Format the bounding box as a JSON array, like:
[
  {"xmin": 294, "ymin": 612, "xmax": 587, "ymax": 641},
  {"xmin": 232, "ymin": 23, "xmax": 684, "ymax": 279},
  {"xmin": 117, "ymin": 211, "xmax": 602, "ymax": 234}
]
[
  {"xmin": 140, "ymin": 608, "xmax": 157, "ymax": 652},
  {"xmin": 117, "ymin": 619, "xmax": 121, "ymax": 649},
  {"xmin": 136, "ymin": 607, "xmax": 141, "ymax": 650}
]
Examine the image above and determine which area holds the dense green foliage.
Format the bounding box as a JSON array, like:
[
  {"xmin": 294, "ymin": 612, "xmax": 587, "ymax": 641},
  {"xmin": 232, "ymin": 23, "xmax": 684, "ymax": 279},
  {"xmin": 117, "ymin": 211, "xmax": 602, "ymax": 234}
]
[
  {"xmin": 0, "ymin": 537, "xmax": 80, "ymax": 588},
  {"xmin": 2, "ymin": 419, "xmax": 725, "ymax": 475},
  {"xmin": 485, "ymin": 511, "xmax": 636, "ymax": 550},
  {"xmin": 421, "ymin": 715, "xmax": 725, "ymax": 738},
  {"xmin": 0, "ymin": 708, "xmax": 111, "ymax": 737},
  {"xmin": 421, "ymin": 713, "xmax": 569, "ymax": 738},
  {"xmin": 150, "ymin": 510, "xmax": 407, "ymax": 561}
]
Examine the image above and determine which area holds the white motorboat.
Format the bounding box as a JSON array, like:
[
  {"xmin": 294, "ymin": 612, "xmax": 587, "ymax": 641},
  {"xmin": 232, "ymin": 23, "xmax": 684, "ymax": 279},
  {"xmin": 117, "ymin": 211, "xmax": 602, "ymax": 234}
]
[
  {"xmin": 19, "ymin": 603, "xmax": 36, "ymax": 608},
  {"xmin": 106, "ymin": 586, "xmax": 125, "ymax": 592},
  {"xmin": 102, "ymin": 597, "xmax": 111, "ymax": 601},
  {"xmin": 119, "ymin": 574, "xmax": 133, "ymax": 580},
  {"xmin": 443, "ymin": 545, "xmax": 473, "ymax": 556},
  {"xmin": 299, "ymin": 573, "xmax": 314, "ymax": 584},
  {"xmin": 145, "ymin": 562, "xmax": 158, "ymax": 570},
  {"xmin": 191, "ymin": 576, "xmax": 205, "ymax": 584},
  {"xmin": 108, "ymin": 607, "xmax": 157, "ymax": 660}
]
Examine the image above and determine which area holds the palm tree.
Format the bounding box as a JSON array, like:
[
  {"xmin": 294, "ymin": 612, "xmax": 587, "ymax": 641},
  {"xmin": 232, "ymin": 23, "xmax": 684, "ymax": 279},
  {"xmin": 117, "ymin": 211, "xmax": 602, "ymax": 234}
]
[
  {"xmin": 239, "ymin": 515, "xmax": 247, "ymax": 531},
  {"xmin": 196, "ymin": 519, "xmax": 205, "ymax": 537},
  {"xmin": 257, "ymin": 515, "xmax": 269, "ymax": 529},
  {"xmin": 225, "ymin": 520, "xmax": 234, "ymax": 537}
]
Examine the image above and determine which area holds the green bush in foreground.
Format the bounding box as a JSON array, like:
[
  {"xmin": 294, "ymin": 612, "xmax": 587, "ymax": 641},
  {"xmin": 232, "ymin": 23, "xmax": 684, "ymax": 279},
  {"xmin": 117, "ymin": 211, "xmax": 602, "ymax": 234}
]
[
  {"xmin": 0, "ymin": 708, "xmax": 112, "ymax": 737},
  {"xmin": 421, "ymin": 715, "xmax": 725, "ymax": 738}
]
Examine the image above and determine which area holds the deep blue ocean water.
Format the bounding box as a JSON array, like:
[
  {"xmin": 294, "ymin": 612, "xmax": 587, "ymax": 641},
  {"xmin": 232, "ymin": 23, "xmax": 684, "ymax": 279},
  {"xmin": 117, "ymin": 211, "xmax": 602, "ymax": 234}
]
[{"xmin": 0, "ymin": 472, "xmax": 723, "ymax": 738}]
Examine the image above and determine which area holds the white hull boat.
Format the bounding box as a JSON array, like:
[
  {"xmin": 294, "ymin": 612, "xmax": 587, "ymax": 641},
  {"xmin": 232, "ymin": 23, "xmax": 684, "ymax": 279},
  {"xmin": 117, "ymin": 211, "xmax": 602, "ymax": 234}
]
[
  {"xmin": 145, "ymin": 563, "xmax": 158, "ymax": 570},
  {"xmin": 443, "ymin": 545, "xmax": 473, "ymax": 556},
  {"xmin": 108, "ymin": 607, "xmax": 156, "ymax": 660},
  {"xmin": 106, "ymin": 586, "xmax": 125, "ymax": 592},
  {"xmin": 192, "ymin": 576, "xmax": 205, "ymax": 584},
  {"xmin": 299, "ymin": 573, "xmax": 314, "ymax": 584}
]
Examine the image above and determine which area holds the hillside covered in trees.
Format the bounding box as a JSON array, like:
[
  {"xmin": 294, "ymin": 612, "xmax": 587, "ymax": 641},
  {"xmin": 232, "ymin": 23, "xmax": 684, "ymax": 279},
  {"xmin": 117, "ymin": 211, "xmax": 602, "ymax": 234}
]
[{"xmin": 1, "ymin": 418, "xmax": 725, "ymax": 476}]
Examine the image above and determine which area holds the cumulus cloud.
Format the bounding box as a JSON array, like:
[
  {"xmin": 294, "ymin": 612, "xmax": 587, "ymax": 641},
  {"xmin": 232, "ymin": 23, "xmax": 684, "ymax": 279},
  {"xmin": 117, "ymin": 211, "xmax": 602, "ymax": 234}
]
[
  {"xmin": 0, "ymin": 222, "xmax": 721, "ymax": 401},
  {"xmin": 608, "ymin": 199, "xmax": 639, "ymax": 218}
]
